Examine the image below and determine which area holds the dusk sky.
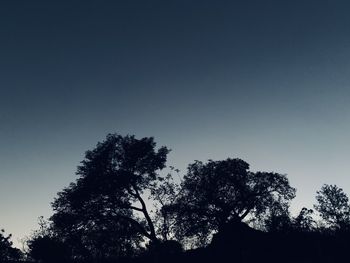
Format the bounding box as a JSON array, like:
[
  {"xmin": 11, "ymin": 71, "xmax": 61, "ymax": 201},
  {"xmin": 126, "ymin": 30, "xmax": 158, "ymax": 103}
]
[{"xmin": 2, "ymin": 0, "xmax": 350, "ymax": 246}]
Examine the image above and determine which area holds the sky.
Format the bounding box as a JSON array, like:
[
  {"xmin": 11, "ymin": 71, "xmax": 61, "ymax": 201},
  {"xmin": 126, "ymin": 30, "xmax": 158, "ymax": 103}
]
[{"xmin": 2, "ymin": 0, "xmax": 350, "ymax": 247}]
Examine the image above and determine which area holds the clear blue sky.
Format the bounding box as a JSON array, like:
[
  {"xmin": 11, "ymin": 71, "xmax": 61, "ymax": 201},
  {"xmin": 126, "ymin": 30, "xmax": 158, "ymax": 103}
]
[{"xmin": 2, "ymin": 0, "xmax": 350, "ymax": 247}]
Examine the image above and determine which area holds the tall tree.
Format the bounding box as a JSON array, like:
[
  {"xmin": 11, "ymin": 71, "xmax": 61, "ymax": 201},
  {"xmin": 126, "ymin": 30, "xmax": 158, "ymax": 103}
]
[
  {"xmin": 51, "ymin": 134, "xmax": 170, "ymax": 259},
  {"xmin": 314, "ymin": 184, "xmax": 350, "ymax": 230},
  {"xmin": 165, "ymin": 158, "xmax": 296, "ymax": 246}
]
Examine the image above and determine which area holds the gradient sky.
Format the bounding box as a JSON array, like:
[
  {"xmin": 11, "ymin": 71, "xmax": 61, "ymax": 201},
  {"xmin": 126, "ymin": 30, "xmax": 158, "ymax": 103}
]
[{"xmin": 2, "ymin": 0, "xmax": 350, "ymax": 247}]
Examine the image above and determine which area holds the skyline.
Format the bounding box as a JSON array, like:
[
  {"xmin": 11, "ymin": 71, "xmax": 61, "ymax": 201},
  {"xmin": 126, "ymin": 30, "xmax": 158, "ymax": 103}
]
[{"xmin": 2, "ymin": 0, "xmax": 350, "ymax": 247}]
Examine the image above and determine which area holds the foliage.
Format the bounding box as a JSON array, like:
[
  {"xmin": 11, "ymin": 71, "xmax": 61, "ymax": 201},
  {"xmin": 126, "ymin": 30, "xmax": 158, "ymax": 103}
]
[
  {"xmin": 28, "ymin": 235, "xmax": 71, "ymax": 263},
  {"xmin": 314, "ymin": 184, "xmax": 350, "ymax": 230},
  {"xmin": 262, "ymin": 200, "xmax": 292, "ymax": 233},
  {"xmin": 150, "ymin": 167, "xmax": 181, "ymax": 241},
  {"xmin": 165, "ymin": 158, "xmax": 296, "ymax": 246},
  {"xmin": 0, "ymin": 229, "xmax": 22, "ymax": 261},
  {"xmin": 262, "ymin": 205, "xmax": 316, "ymax": 234},
  {"xmin": 23, "ymin": 133, "xmax": 350, "ymax": 262},
  {"xmin": 50, "ymin": 134, "xmax": 170, "ymax": 260},
  {"xmin": 293, "ymin": 207, "xmax": 316, "ymax": 232},
  {"xmin": 26, "ymin": 217, "xmax": 70, "ymax": 263}
]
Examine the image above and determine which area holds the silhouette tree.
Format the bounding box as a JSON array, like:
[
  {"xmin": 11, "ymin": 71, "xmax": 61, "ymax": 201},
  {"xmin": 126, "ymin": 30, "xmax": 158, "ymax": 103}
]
[
  {"xmin": 314, "ymin": 184, "xmax": 350, "ymax": 230},
  {"xmin": 150, "ymin": 169, "xmax": 180, "ymax": 241},
  {"xmin": 27, "ymin": 217, "xmax": 71, "ymax": 263},
  {"xmin": 165, "ymin": 158, "xmax": 296, "ymax": 246},
  {"xmin": 50, "ymin": 134, "xmax": 170, "ymax": 259},
  {"xmin": 263, "ymin": 200, "xmax": 292, "ymax": 233},
  {"xmin": 28, "ymin": 235, "xmax": 71, "ymax": 263},
  {"xmin": 293, "ymin": 207, "xmax": 315, "ymax": 232},
  {"xmin": 0, "ymin": 229, "xmax": 22, "ymax": 261},
  {"xmin": 263, "ymin": 205, "xmax": 316, "ymax": 234}
]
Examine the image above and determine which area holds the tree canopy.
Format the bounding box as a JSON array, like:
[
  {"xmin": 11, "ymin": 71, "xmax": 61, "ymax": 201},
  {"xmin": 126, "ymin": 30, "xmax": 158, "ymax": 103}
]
[
  {"xmin": 20, "ymin": 133, "xmax": 350, "ymax": 263},
  {"xmin": 314, "ymin": 184, "xmax": 350, "ymax": 230},
  {"xmin": 50, "ymin": 134, "xmax": 170, "ymax": 259},
  {"xmin": 165, "ymin": 158, "xmax": 296, "ymax": 245}
]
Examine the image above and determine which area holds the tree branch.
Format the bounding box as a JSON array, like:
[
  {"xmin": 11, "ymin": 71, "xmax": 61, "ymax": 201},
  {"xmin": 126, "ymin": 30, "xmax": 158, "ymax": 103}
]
[
  {"xmin": 130, "ymin": 205, "xmax": 143, "ymax": 212},
  {"xmin": 132, "ymin": 185, "xmax": 158, "ymax": 242}
]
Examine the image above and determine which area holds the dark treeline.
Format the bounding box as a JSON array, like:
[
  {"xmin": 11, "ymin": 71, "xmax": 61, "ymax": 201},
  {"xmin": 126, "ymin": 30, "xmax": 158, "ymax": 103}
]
[{"xmin": 2, "ymin": 134, "xmax": 350, "ymax": 263}]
